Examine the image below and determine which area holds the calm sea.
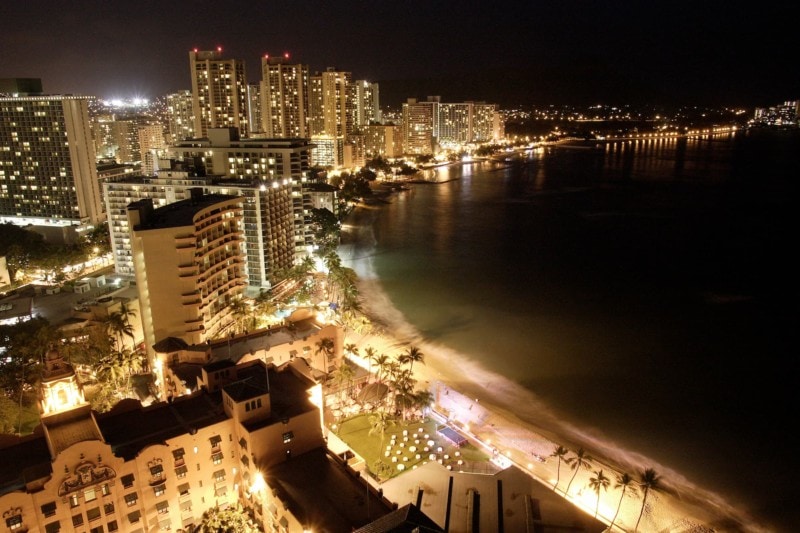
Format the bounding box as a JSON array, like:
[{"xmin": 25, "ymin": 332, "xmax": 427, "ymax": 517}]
[{"xmin": 341, "ymin": 130, "xmax": 798, "ymax": 532}]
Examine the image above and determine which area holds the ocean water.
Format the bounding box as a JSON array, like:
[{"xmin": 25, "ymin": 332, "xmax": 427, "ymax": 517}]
[{"xmin": 340, "ymin": 130, "xmax": 798, "ymax": 532}]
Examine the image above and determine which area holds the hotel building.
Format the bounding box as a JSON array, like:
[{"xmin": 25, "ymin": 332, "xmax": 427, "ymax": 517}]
[
  {"xmin": 104, "ymin": 166, "xmax": 295, "ymax": 294},
  {"xmin": 0, "ymin": 92, "xmax": 102, "ymax": 228},
  {"xmin": 364, "ymin": 124, "xmax": 403, "ymax": 158},
  {"xmin": 167, "ymin": 128, "xmax": 315, "ymax": 257},
  {"xmin": 403, "ymin": 97, "xmax": 503, "ymax": 154},
  {"xmin": 189, "ymin": 49, "xmax": 249, "ymax": 139},
  {"xmin": 165, "ymin": 91, "xmax": 195, "ymax": 143},
  {"xmin": 0, "ymin": 342, "xmax": 387, "ymax": 533},
  {"xmin": 128, "ymin": 190, "xmax": 246, "ymax": 357},
  {"xmin": 260, "ymin": 56, "xmax": 309, "ymax": 139}
]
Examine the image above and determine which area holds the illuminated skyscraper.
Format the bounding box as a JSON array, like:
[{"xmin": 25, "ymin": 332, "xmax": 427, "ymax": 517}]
[
  {"xmin": 260, "ymin": 55, "xmax": 309, "ymax": 138},
  {"xmin": 128, "ymin": 190, "xmax": 246, "ymax": 352},
  {"xmin": 0, "ymin": 93, "xmax": 102, "ymax": 227},
  {"xmin": 189, "ymin": 48, "xmax": 249, "ymax": 138},
  {"xmin": 166, "ymin": 89, "xmax": 196, "ymax": 142},
  {"xmin": 402, "ymin": 97, "xmax": 438, "ymax": 155},
  {"xmin": 321, "ymin": 67, "xmax": 352, "ymax": 138},
  {"xmin": 354, "ymin": 80, "xmax": 381, "ymax": 129}
]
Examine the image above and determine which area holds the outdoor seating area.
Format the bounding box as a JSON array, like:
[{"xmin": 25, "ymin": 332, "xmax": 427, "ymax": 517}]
[{"xmin": 333, "ymin": 415, "xmax": 489, "ymax": 480}]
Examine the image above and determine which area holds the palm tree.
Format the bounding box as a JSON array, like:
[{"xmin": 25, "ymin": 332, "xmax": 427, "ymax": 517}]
[
  {"xmin": 611, "ymin": 472, "xmax": 638, "ymax": 530},
  {"xmin": 344, "ymin": 343, "xmax": 359, "ymax": 359},
  {"xmin": 363, "ymin": 346, "xmax": 377, "ymax": 380},
  {"xmin": 104, "ymin": 311, "xmax": 134, "ymax": 350},
  {"xmin": 550, "ymin": 445, "xmax": 572, "ymax": 491},
  {"xmin": 368, "ymin": 411, "xmax": 395, "ymax": 450},
  {"xmin": 635, "ymin": 468, "xmax": 661, "ymax": 532},
  {"xmin": 372, "ymin": 354, "xmax": 390, "ymax": 383},
  {"xmin": 565, "ymin": 447, "xmax": 593, "ymax": 495},
  {"xmin": 588, "ymin": 469, "xmax": 610, "ymax": 518},
  {"xmin": 333, "ymin": 362, "xmax": 355, "ymax": 402},
  {"xmin": 399, "ymin": 345, "xmax": 425, "ymax": 373},
  {"xmin": 228, "ymin": 298, "xmax": 250, "ymax": 334},
  {"xmin": 412, "ymin": 389, "xmax": 435, "ymax": 418},
  {"xmin": 315, "ymin": 337, "xmax": 335, "ymax": 375}
]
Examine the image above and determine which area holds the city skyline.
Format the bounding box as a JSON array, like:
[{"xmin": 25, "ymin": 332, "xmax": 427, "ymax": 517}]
[{"xmin": 1, "ymin": 1, "xmax": 798, "ymax": 107}]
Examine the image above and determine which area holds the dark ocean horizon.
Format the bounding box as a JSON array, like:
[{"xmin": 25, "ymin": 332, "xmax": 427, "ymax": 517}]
[{"xmin": 341, "ymin": 130, "xmax": 798, "ymax": 532}]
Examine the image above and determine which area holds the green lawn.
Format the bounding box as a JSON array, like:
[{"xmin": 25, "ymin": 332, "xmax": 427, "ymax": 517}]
[{"xmin": 333, "ymin": 414, "xmax": 488, "ymax": 480}]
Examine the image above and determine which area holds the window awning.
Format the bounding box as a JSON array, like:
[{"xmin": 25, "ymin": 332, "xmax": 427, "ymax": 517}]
[
  {"xmin": 121, "ymin": 474, "xmax": 135, "ymax": 486},
  {"xmin": 180, "ymin": 500, "xmax": 192, "ymax": 511},
  {"xmin": 127, "ymin": 510, "xmax": 141, "ymax": 522},
  {"xmin": 150, "ymin": 464, "xmax": 163, "ymax": 475},
  {"xmin": 41, "ymin": 502, "xmax": 57, "ymax": 514},
  {"xmin": 215, "ymin": 485, "xmax": 227, "ymax": 496},
  {"xmin": 44, "ymin": 521, "xmax": 61, "ymax": 533},
  {"xmin": 177, "ymin": 483, "xmax": 190, "ymax": 494},
  {"xmin": 211, "ymin": 452, "xmax": 224, "ymax": 462},
  {"xmin": 209, "ymin": 435, "xmax": 222, "ymax": 445},
  {"xmin": 156, "ymin": 501, "xmax": 169, "ymax": 512},
  {"xmin": 124, "ymin": 493, "xmax": 138, "ymax": 504},
  {"xmin": 175, "ymin": 465, "xmax": 188, "ymax": 476},
  {"xmin": 172, "ymin": 447, "xmax": 185, "ymax": 459},
  {"xmin": 213, "ymin": 469, "xmax": 225, "ymax": 481}
]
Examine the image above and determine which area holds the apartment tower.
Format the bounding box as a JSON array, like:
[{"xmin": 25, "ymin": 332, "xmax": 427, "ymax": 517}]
[{"xmin": 189, "ymin": 49, "xmax": 249, "ymax": 138}]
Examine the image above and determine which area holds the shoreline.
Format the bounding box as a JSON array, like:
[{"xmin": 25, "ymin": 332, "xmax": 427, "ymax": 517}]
[{"xmin": 338, "ymin": 200, "xmax": 757, "ymax": 532}]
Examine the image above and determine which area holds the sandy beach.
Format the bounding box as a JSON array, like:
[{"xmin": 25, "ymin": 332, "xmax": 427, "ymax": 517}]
[{"xmin": 339, "ymin": 202, "xmax": 759, "ymax": 532}]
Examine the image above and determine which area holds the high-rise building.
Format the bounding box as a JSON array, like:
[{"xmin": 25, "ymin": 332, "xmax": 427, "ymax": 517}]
[
  {"xmin": 307, "ymin": 74, "xmax": 325, "ymax": 136},
  {"xmin": 402, "ymin": 97, "xmax": 438, "ymax": 155},
  {"xmin": 128, "ymin": 190, "xmax": 246, "ymax": 353},
  {"xmin": 364, "ymin": 124, "xmax": 403, "ymax": 158},
  {"xmin": 189, "ymin": 49, "xmax": 249, "ymax": 138},
  {"xmin": 438, "ymin": 103, "xmax": 472, "ymax": 146},
  {"xmin": 247, "ymin": 83, "xmax": 263, "ymax": 135},
  {"xmin": 402, "ymin": 98, "xmax": 502, "ymax": 153},
  {"xmin": 104, "ymin": 165, "xmax": 295, "ymax": 293},
  {"xmin": 260, "ymin": 56, "xmax": 309, "ymax": 138},
  {"xmin": 354, "ymin": 80, "xmax": 381, "ymax": 129},
  {"xmin": 0, "ymin": 93, "xmax": 103, "ymax": 227},
  {"xmin": 166, "ymin": 90, "xmax": 196, "ymax": 142},
  {"xmin": 138, "ymin": 124, "xmax": 167, "ymax": 176},
  {"xmin": 169, "ymin": 128, "xmax": 315, "ymax": 257},
  {"xmin": 321, "ymin": 68, "xmax": 352, "ymax": 138}
]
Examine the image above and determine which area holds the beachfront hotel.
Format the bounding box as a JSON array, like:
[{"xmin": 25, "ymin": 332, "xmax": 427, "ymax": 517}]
[{"xmin": 127, "ymin": 190, "xmax": 246, "ymax": 368}]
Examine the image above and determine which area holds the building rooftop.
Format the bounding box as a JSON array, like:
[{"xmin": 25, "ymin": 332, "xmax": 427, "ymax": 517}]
[
  {"xmin": 267, "ymin": 448, "xmax": 393, "ymax": 532},
  {"xmin": 0, "ymin": 433, "xmax": 52, "ymax": 495},
  {"xmin": 43, "ymin": 406, "xmax": 102, "ymax": 456},
  {"xmin": 95, "ymin": 391, "xmax": 228, "ymax": 460},
  {"xmin": 243, "ymin": 363, "xmax": 317, "ymax": 432},
  {"xmin": 130, "ymin": 192, "xmax": 239, "ymax": 230},
  {"xmin": 353, "ymin": 503, "xmax": 444, "ymax": 533}
]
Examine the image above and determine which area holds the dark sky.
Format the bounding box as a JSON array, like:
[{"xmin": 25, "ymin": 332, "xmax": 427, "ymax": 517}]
[{"xmin": 1, "ymin": 0, "xmax": 798, "ymax": 108}]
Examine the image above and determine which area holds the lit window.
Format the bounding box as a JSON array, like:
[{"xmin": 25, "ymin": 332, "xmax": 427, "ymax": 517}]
[
  {"xmin": 154, "ymin": 484, "xmax": 166, "ymax": 497},
  {"xmin": 5, "ymin": 513, "xmax": 22, "ymax": 530},
  {"xmin": 84, "ymin": 487, "xmax": 97, "ymax": 502},
  {"xmin": 283, "ymin": 431, "xmax": 294, "ymax": 444}
]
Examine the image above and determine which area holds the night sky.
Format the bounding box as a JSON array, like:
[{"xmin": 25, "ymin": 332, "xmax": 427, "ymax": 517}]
[{"xmin": 1, "ymin": 0, "xmax": 798, "ymax": 108}]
